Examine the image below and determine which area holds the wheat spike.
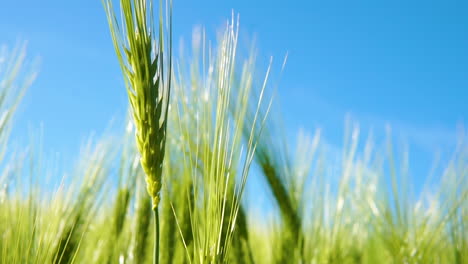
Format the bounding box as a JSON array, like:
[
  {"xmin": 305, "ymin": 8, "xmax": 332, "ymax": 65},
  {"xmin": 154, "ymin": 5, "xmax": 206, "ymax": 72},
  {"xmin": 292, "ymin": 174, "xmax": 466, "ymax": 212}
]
[{"xmin": 103, "ymin": 0, "xmax": 172, "ymax": 209}]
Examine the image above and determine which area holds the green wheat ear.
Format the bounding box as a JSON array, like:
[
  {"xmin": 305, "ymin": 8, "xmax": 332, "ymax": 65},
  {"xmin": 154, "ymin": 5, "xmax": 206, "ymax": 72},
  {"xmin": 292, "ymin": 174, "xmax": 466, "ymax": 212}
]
[{"xmin": 103, "ymin": 0, "xmax": 172, "ymax": 209}]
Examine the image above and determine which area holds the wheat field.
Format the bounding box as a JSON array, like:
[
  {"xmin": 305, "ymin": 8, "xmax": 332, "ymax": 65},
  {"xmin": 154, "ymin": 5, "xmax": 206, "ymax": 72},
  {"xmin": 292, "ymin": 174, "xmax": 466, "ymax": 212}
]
[{"xmin": 0, "ymin": 0, "xmax": 466, "ymax": 263}]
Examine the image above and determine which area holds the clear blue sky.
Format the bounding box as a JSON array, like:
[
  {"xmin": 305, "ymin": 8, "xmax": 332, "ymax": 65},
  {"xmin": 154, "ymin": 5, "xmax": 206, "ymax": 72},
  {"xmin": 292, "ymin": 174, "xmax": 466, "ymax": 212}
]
[{"xmin": 1, "ymin": 0, "xmax": 466, "ymax": 180}]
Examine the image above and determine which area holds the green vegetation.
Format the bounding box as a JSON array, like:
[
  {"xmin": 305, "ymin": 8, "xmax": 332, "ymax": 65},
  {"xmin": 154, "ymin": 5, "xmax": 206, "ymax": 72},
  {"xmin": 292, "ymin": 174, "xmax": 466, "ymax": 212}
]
[{"xmin": 0, "ymin": 1, "xmax": 466, "ymax": 263}]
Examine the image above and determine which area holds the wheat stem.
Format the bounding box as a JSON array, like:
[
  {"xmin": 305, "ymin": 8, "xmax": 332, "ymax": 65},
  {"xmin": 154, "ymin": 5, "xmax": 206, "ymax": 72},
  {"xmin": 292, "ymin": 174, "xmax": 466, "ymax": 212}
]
[{"xmin": 153, "ymin": 207, "xmax": 160, "ymax": 264}]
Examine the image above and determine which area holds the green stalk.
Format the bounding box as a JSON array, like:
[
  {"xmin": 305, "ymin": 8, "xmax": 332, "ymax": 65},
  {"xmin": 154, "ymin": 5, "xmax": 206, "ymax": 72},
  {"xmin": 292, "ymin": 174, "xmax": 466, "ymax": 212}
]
[{"xmin": 153, "ymin": 207, "xmax": 160, "ymax": 264}]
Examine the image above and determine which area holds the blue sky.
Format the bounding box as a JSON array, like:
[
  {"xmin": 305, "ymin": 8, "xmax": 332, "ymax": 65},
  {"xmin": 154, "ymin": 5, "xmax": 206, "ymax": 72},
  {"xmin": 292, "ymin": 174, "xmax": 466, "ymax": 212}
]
[{"xmin": 1, "ymin": 0, "xmax": 466, "ymax": 182}]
